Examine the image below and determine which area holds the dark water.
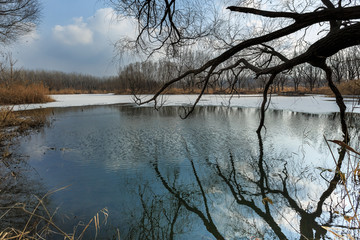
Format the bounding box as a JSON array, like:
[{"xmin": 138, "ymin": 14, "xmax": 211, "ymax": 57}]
[{"xmin": 2, "ymin": 105, "xmax": 360, "ymax": 239}]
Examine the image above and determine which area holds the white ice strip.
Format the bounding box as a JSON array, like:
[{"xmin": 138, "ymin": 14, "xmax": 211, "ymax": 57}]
[{"xmin": 6, "ymin": 93, "xmax": 360, "ymax": 114}]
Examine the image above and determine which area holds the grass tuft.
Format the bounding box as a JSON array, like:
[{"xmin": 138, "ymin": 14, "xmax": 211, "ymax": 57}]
[
  {"xmin": 0, "ymin": 187, "xmax": 109, "ymax": 240},
  {"xmin": 322, "ymin": 136, "xmax": 360, "ymax": 239}
]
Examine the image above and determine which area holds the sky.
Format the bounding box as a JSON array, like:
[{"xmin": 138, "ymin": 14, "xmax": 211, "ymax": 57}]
[
  {"xmin": 6, "ymin": 0, "xmax": 136, "ymax": 77},
  {"xmin": 3, "ymin": 0, "xmax": 324, "ymax": 78}
]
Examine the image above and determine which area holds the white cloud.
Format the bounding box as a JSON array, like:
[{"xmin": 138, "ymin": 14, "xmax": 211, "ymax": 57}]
[
  {"xmin": 88, "ymin": 8, "xmax": 117, "ymax": 35},
  {"xmin": 52, "ymin": 8, "xmax": 136, "ymax": 47},
  {"xmin": 10, "ymin": 7, "xmax": 137, "ymax": 76},
  {"xmin": 52, "ymin": 17, "xmax": 94, "ymax": 45},
  {"xmin": 87, "ymin": 8, "xmax": 136, "ymax": 42}
]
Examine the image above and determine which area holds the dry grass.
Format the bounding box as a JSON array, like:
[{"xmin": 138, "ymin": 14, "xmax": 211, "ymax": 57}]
[
  {"xmin": 114, "ymin": 89, "xmax": 139, "ymax": 95},
  {"xmin": 0, "ymin": 83, "xmax": 53, "ymax": 105},
  {"xmin": 322, "ymin": 137, "xmax": 360, "ymax": 239},
  {"xmin": 114, "ymin": 88, "xmax": 165, "ymax": 95},
  {"xmin": 308, "ymin": 86, "xmax": 332, "ymax": 95},
  {"xmin": 49, "ymin": 88, "xmax": 109, "ymax": 94},
  {"xmin": 115, "ymin": 87, "xmax": 265, "ymax": 95},
  {"xmin": 310, "ymin": 79, "xmax": 360, "ymax": 96},
  {"xmin": 45, "ymin": 79, "xmax": 360, "ymax": 96},
  {"xmin": 2, "ymin": 79, "xmax": 357, "ymax": 98},
  {"xmin": 337, "ymin": 79, "xmax": 360, "ymax": 95},
  {"xmin": 116, "ymin": 86, "xmax": 334, "ymax": 95},
  {"xmin": 0, "ymin": 107, "xmax": 49, "ymax": 129},
  {"xmin": 0, "ymin": 187, "xmax": 110, "ymax": 240}
]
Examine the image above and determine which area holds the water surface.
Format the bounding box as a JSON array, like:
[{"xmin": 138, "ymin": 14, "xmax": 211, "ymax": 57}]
[{"xmin": 3, "ymin": 105, "xmax": 360, "ymax": 239}]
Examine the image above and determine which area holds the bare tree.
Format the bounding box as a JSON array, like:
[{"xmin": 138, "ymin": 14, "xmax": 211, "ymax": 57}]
[
  {"xmin": 105, "ymin": 2, "xmax": 360, "ymax": 238},
  {"xmin": 273, "ymin": 73, "xmax": 288, "ymax": 92},
  {"xmin": 108, "ymin": 0, "xmax": 360, "ymax": 139},
  {"xmin": 329, "ymin": 50, "xmax": 347, "ymax": 84},
  {"xmin": 0, "ymin": 0, "xmax": 41, "ymax": 44},
  {"xmin": 290, "ymin": 65, "xmax": 304, "ymax": 92},
  {"xmin": 303, "ymin": 64, "xmax": 323, "ymax": 92}
]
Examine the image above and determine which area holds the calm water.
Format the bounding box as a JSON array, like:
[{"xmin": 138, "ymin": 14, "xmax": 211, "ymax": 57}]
[{"xmin": 2, "ymin": 105, "xmax": 360, "ymax": 239}]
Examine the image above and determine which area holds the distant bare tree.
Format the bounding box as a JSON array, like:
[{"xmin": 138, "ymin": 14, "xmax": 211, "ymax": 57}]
[
  {"xmin": 274, "ymin": 73, "xmax": 287, "ymax": 92},
  {"xmin": 329, "ymin": 51, "xmax": 347, "ymax": 84},
  {"xmin": 344, "ymin": 47, "xmax": 360, "ymax": 81},
  {"xmin": 0, "ymin": 52, "xmax": 21, "ymax": 87},
  {"xmin": 290, "ymin": 65, "xmax": 304, "ymax": 92},
  {"xmin": 303, "ymin": 64, "xmax": 323, "ymax": 92}
]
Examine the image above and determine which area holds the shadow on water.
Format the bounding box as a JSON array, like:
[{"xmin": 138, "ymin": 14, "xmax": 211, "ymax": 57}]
[{"xmin": 1, "ymin": 105, "xmax": 360, "ymax": 239}]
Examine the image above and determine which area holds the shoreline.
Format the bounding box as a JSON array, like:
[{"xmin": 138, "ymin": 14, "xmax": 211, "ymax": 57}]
[{"xmin": 0, "ymin": 93, "xmax": 358, "ymax": 114}]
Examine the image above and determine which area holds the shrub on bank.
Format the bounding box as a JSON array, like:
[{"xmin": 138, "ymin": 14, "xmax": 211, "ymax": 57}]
[
  {"xmin": 337, "ymin": 79, "xmax": 360, "ymax": 95},
  {"xmin": 0, "ymin": 83, "xmax": 53, "ymax": 105},
  {"xmin": 49, "ymin": 88, "xmax": 109, "ymax": 94}
]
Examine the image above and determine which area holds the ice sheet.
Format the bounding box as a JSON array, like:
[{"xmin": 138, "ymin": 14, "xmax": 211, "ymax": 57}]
[{"xmin": 8, "ymin": 93, "xmax": 360, "ymax": 114}]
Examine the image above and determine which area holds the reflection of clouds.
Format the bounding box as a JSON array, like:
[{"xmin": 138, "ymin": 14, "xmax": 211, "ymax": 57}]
[
  {"xmin": 15, "ymin": 105, "xmax": 360, "ymax": 238},
  {"xmin": 20, "ymin": 105, "xmax": 349, "ymax": 178},
  {"xmin": 20, "ymin": 137, "xmax": 48, "ymax": 162},
  {"xmin": 275, "ymin": 206, "xmax": 300, "ymax": 235}
]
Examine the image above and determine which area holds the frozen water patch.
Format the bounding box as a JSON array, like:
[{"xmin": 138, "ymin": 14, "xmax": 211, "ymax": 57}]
[
  {"xmin": 8, "ymin": 93, "xmax": 360, "ymax": 114},
  {"xmin": 132, "ymin": 94, "xmax": 360, "ymax": 114},
  {"xmin": 11, "ymin": 94, "xmax": 135, "ymax": 111}
]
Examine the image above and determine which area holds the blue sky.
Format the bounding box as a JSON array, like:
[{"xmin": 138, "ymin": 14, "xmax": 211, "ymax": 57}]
[
  {"xmin": 6, "ymin": 0, "xmax": 135, "ymax": 77},
  {"xmin": 41, "ymin": 0, "xmax": 104, "ymax": 29}
]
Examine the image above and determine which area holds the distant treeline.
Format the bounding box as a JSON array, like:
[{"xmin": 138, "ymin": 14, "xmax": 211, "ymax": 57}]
[
  {"xmin": 1, "ymin": 46, "xmax": 360, "ymax": 95},
  {"xmin": 4, "ymin": 65, "xmax": 162, "ymax": 94}
]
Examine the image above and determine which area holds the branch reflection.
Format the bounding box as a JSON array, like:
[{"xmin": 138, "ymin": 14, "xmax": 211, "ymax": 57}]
[{"xmin": 129, "ymin": 123, "xmax": 360, "ymax": 239}]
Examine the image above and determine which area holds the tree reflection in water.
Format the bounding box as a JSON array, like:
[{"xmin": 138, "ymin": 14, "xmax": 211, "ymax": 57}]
[
  {"xmin": 2, "ymin": 106, "xmax": 359, "ymax": 239},
  {"xmin": 127, "ymin": 113, "xmax": 360, "ymax": 240}
]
